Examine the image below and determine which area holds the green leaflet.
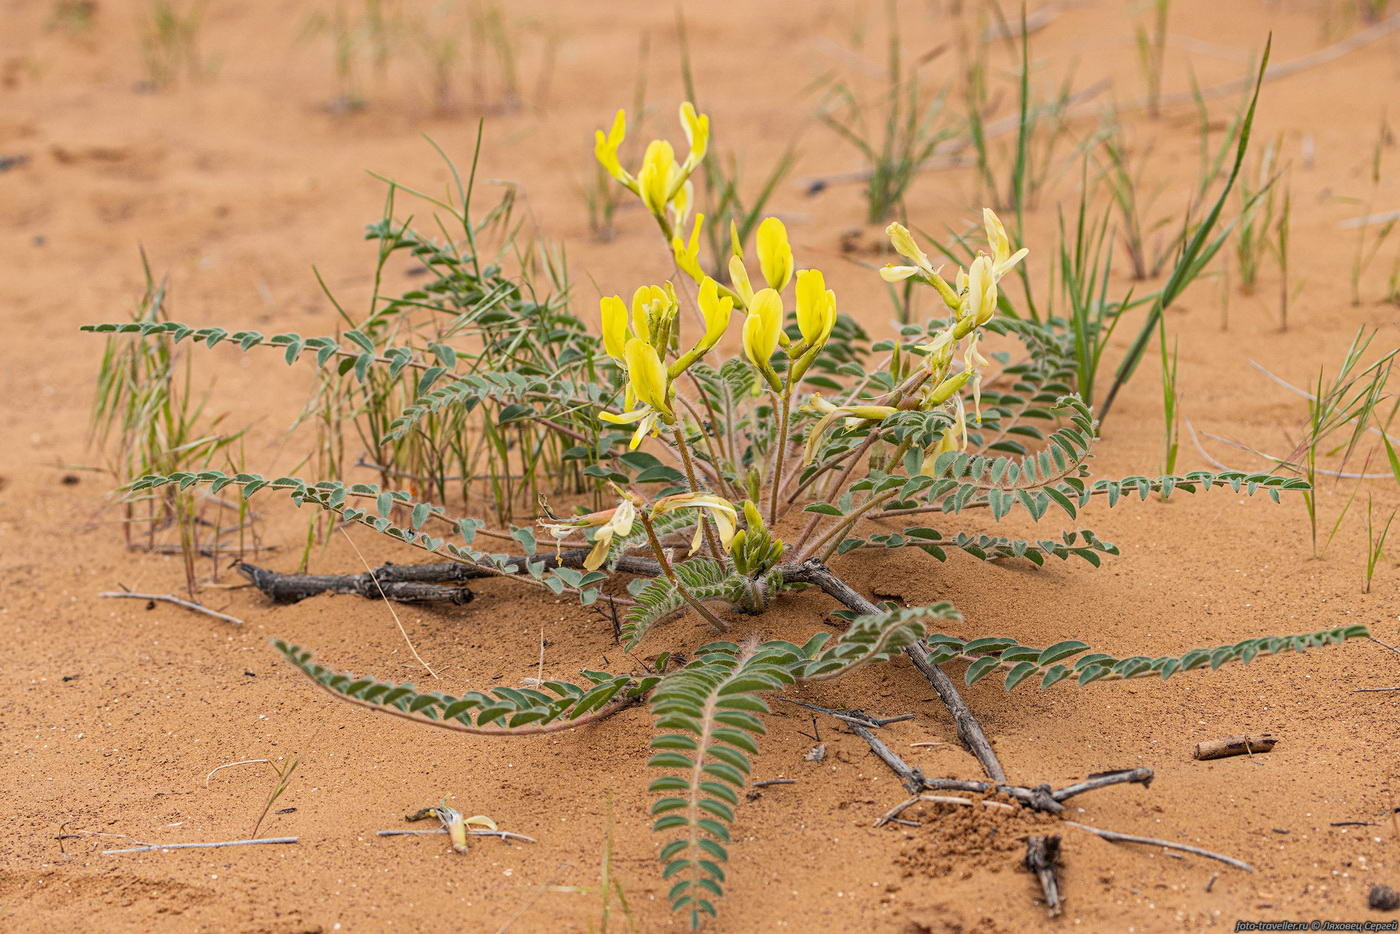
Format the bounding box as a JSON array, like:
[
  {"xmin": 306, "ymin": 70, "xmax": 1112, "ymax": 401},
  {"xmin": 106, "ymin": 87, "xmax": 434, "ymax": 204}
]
[{"xmin": 924, "ymin": 624, "xmax": 1372, "ymax": 690}]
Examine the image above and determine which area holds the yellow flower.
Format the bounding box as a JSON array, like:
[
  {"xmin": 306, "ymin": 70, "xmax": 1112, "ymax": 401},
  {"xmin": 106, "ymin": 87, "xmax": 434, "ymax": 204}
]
[
  {"xmin": 879, "ymin": 221, "xmax": 937, "ymax": 283},
  {"xmin": 668, "ymin": 276, "xmax": 733, "ymax": 378},
  {"xmin": 594, "ymin": 102, "xmax": 709, "ymax": 231},
  {"xmin": 652, "ymin": 492, "xmax": 738, "ymax": 555},
  {"xmin": 742, "ymin": 288, "xmax": 784, "ymax": 389},
  {"xmin": 538, "ymin": 498, "xmax": 637, "ymax": 571},
  {"xmin": 599, "ymin": 295, "xmax": 629, "ymax": 361},
  {"xmin": 982, "ymin": 208, "xmax": 1029, "ymax": 278},
  {"xmin": 637, "ymin": 140, "xmax": 677, "ymax": 219},
  {"xmin": 728, "ymin": 254, "xmax": 755, "ymax": 307},
  {"xmin": 794, "ymin": 269, "xmax": 836, "ymax": 349},
  {"xmin": 671, "ymin": 214, "xmax": 705, "ymax": 284},
  {"xmin": 679, "ymin": 101, "xmax": 709, "ymax": 174},
  {"xmin": 696, "ymin": 277, "xmax": 733, "ymax": 352},
  {"xmin": 802, "ymin": 401, "xmax": 898, "ymax": 464},
  {"xmin": 594, "ymin": 109, "xmax": 632, "ymax": 189},
  {"xmin": 624, "ymin": 337, "xmax": 670, "ymax": 414},
  {"xmin": 961, "ymin": 255, "xmax": 998, "ymax": 326},
  {"xmin": 756, "ymin": 217, "xmax": 793, "ymax": 292},
  {"xmin": 599, "ymin": 337, "xmax": 674, "ymax": 449},
  {"xmin": 630, "ymin": 282, "xmax": 678, "ymax": 348}
]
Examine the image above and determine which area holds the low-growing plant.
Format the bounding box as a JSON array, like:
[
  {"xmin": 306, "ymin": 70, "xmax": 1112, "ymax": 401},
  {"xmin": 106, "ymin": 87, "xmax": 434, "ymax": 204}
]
[
  {"xmin": 89, "ymin": 255, "xmax": 246, "ymax": 594},
  {"xmin": 139, "ymin": 0, "xmax": 208, "ymax": 90},
  {"xmin": 1363, "ymin": 495, "xmax": 1395, "ymax": 593},
  {"xmin": 820, "ymin": 0, "xmax": 952, "ymax": 222},
  {"xmin": 86, "ymin": 100, "xmax": 1370, "ymax": 930},
  {"xmin": 1135, "ymin": 0, "xmax": 1171, "ymax": 119},
  {"xmin": 302, "ymin": 3, "xmax": 372, "ymax": 112}
]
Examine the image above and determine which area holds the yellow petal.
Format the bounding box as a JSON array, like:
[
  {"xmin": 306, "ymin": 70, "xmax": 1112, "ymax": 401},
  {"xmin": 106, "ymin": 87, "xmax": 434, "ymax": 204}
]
[
  {"xmin": 638, "ymin": 140, "xmax": 676, "ymax": 217},
  {"xmin": 879, "ymin": 264, "xmax": 920, "ymax": 283},
  {"xmin": 728, "ymin": 254, "xmax": 755, "ymax": 307},
  {"xmin": 584, "ymin": 529, "xmax": 613, "ymax": 570},
  {"xmin": 885, "ymin": 222, "xmax": 931, "ymax": 271},
  {"xmin": 983, "ymin": 208, "xmax": 1011, "ymax": 265},
  {"xmin": 680, "ymin": 101, "xmax": 709, "ymax": 170},
  {"xmin": 742, "ymin": 288, "xmax": 783, "ymax": 369},
  {"xmin": 624, "ymin": 337, "xmax": 670, "ymax": 415},
  {"xmin": 756, "ymin": 217, "xmax": 793, "ymax": 292},
  {"xmin": 600, "ymin": 295, "xmax": 628, "ymax": 360},
  {"xmin": 697, "ymin": 277, "xmax": 733, "ymax": 351},
  {"xmin": 671, "ymin": 213, "xmax": 706, "ymax": 283},
  {"xmin": 795, "ymin": 269, "xmax": 829, "ymax": 346},
  {"xmin": 593, "ymin": 110, "xmax": 629, "ymax": 184}
]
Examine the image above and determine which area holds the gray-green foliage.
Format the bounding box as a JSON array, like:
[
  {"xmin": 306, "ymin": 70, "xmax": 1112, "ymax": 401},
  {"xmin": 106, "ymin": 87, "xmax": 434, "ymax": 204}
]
[{"xmin": 84, "ymin": 76, "xmax": 1368, "ymax": 929}]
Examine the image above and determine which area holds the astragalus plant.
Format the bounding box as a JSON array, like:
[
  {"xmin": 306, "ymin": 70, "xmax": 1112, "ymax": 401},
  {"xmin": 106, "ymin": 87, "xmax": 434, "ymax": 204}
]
[{"xmin": 85, "ymin": 102, "xmax": 1368, "ymax": 930}]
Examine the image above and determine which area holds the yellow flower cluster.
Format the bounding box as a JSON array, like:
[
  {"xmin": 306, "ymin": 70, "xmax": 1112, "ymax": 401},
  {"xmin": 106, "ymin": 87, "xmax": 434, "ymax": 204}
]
[
  {"xmin": 597, "ymin": 279, "xmax": 732, "ymax": 449},
  {"xmin": 594, "ymin": 102, "xmax": 709, "ymax": 237}
]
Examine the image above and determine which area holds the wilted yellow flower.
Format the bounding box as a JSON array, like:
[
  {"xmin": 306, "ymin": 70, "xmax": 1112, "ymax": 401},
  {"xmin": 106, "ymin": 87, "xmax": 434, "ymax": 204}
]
[
  {"xmin": 879, "ymin": 222, "xmax": 938, "ymax": 283},
  {"xmin": 539, "ymin": 497, "xmax": 638, "ymax": 571},
  {"xmin": 652, "ymin": 491, "xmax": 738, "ymax": 555},
  {"xmin": 756, "ymin": 217, "xmax": 794, "ymax": 292},
  {"xmin": 983, "ymin": 208, "xmax": 1029, "ymax": 279},
  {"xmin": 802, "ymin": 401, "xmax": 899, "ymax": 464}
]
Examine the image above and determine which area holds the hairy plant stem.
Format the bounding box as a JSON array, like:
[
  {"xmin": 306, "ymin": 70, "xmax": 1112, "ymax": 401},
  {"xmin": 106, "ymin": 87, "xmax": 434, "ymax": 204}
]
[
  {"xmin": 802, "ymin": 439, "xmax": 913, "ymax": 563},
  {"xmin": 672, "ymin": 424, "xmax": 723, "ymax": 559},
  {"xmin": 788, "ymin": 434, "xmax": 880, "ymax": 556},
  {"xmin": 768, "ymin": 385, "xmax": 793, "ymax": 526},
  {"xmin": 640, "ymin": 511, "xmax": 729, "ymax": 633}
]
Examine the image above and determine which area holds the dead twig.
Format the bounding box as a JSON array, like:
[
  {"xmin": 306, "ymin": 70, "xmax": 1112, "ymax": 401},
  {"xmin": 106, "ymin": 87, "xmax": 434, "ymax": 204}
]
[
  {"xmin": 376, "ymin": 828, "xmax": 537, "ymax": 844},
  {"xmin": 1193, "ymin": 735, "xmax": 1276, "ymax": 761},
  {"xmin": 97, "ymin": 590, "xmax": 243, "ymax": 625},
  {"xmin": 102, "ymin": 836, "xmax": 298, "ymax": 854},
  {"xmin": 1052, "ymin": 767, "xmax": 1155, "ymax": 802},
  {"xmin": 1062, "ymin": 821, "xmax": 1255, "ymax": 872},
  {"xmin": 1024, "ymin": 835, "xmax": 1064, "ymax": 917}
]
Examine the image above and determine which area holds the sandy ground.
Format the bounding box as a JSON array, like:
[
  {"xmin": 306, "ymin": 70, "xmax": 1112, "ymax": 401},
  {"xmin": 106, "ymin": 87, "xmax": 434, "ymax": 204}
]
[{"xmin": 2, "ymin": 0, "xmax": 1399, "ymax": 931}]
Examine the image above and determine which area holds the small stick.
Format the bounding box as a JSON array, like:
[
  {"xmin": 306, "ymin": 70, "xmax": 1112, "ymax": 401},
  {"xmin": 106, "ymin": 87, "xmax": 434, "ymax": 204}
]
[
  {"xmin": 1193, "ymin": 735, "xmax": 1276, "ymax": 761},
  {"xmin": 753, "ymin": 779, "xmax": 797, "ymax": 788},
  {"xmin": 1053, "ymin": 767, "xmax": 1155, "ymax": 801},
  {"xmin": 376, "ymin": 828, "xmax": 537, "ymax": 844},
  {"xmin": 1062, "ymin": 821, "xmax": 1255, "ymax": 872},
  {"xmin": 1024, "ymin": 835, "xmax": 1064, "ymax": 918},
  {"xmin": 98, "ymin": 591, "xmax": 243, "ymax": 625},
  {"xmin": 1368, "ymin": 636, "xmax": 1400, "ymax": 656},
  {"xmin": 1353, "ymin": 687, "xmax": 1400, "ymax": 693},
  {"xmin": 102, "ymin": 836, "xmax": 297, "ymax": 854},
  {"xmin": 875, "ymin": 793, "xmax": 1015, "ymax": 826}
]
